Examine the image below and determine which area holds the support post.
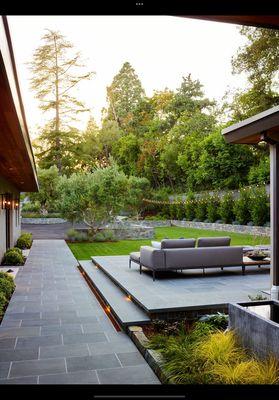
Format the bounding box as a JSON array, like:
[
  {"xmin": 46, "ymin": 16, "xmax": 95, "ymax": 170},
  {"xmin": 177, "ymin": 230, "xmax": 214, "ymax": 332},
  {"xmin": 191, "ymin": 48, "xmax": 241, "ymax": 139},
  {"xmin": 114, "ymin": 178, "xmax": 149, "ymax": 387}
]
[{"xmin": 270, "ymin": 144, "xmax": 279, "ymax": 300}]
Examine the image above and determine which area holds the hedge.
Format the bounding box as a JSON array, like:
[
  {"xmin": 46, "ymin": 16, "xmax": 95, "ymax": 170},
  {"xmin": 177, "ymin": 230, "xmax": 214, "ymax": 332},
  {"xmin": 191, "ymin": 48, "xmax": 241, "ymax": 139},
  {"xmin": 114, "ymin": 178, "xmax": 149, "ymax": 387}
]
[{"xmin": 144, "ymin": 186, "xmax": 270, "ymax": 227}]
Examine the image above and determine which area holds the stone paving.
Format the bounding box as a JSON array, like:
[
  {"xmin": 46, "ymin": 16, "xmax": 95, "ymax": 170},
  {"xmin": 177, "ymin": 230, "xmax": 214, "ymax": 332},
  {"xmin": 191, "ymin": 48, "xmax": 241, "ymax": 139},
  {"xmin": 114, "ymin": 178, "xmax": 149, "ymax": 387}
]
[
  {"xmin": 0, "ymin": 240, "xmax": 160, "ymax": 384},
  {"xmin": 92, "ymin": 255, "xmax": 271, "ymax": 312}
]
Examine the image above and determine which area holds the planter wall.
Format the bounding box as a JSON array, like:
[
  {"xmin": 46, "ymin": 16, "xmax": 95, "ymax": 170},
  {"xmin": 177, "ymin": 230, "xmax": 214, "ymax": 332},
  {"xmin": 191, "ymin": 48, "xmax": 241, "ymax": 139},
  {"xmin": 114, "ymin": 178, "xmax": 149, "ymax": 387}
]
[
  {"xmin": 172, "ymin": 220, "xmax": 270, "ymax": 236},
  {"xmin": 228, "ymin": 301, "xmax": 279, "ymax": 360},
  {"xmin": 22, "ymin": 218, "xmax": 67, "ymax": 224}
]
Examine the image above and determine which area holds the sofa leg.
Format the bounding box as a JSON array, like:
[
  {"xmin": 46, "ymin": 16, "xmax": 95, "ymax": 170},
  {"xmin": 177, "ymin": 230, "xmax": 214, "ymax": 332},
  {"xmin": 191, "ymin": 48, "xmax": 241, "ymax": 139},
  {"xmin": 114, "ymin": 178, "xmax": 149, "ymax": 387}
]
[
  {"xmin": 139, "ymin": 264, "xmax": 142, "ymax": 274},
  {"xmin": 153, "ymin": 270, "xmax": 155, "ymax": 282},
  {"xmin": 129, "ymin": 259, "xmax": 131, "ymax": 269},
  {"xmin": 203, "ymin": 268, "xmax": 205, "ymax": 276},
  {"xmin": 221, "ymin": 267, "xmax": 224, "ymax": 271},
  {"xmin": 242, "ymin": 265, "xmax": 245, "ymax": 275}
]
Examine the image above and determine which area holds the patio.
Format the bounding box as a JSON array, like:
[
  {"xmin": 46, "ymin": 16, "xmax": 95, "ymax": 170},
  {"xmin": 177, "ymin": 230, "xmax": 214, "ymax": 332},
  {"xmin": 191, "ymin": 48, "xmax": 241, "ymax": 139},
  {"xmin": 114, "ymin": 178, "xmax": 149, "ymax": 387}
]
[
  {"xmin": 78, "ymin": 255, "xmax": 271, "ymax": 321},
  {"xmin": 0, "ymin": 240, "xmax": 159, "ymax": 384}
]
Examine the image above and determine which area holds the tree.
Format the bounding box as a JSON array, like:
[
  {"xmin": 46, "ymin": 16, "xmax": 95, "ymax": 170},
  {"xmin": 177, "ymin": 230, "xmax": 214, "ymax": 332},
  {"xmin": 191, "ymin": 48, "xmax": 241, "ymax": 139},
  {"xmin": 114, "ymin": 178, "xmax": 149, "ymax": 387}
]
[
  {"xmin": 112, "ymin": 133, "xmax": 140, "ymax": 176},
  {"xmin": 29, "ymin": 29, "xmax": 94, "ymax": 173},
  {"xmin": 106, "ymin": 62, "xmax": 145, "ymax": 129},
  {"xmin": 126, "ymin": 176, "xmax": 151, "ymax": 219},
  {"xmin": 58, "ymin": 163, "xmax": 128, "ymax": 231},
  {"xmin": 229, "ymin": 27, "xmax": 279, "ymax": 119},
  {"xmin": 28, "ymin": 166, "xmax": 60, "ymax": 214}
]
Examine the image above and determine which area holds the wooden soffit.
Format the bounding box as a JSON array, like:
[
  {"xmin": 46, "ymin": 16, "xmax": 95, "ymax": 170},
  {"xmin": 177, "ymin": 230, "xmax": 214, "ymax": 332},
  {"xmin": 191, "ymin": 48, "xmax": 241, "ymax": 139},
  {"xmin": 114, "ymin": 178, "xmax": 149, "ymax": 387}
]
[
  {"xmin": 222, "ymin": 106, "xmax": 279, "ymax": 144},
  {"xmin": 0, "ymin": 16, "xmax": 38, "ymax": 192}
]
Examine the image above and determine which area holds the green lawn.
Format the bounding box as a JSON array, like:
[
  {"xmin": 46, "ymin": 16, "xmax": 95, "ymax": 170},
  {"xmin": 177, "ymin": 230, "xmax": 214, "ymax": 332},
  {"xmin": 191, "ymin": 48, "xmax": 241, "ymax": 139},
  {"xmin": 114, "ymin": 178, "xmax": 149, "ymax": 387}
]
[{"xmin": 68, "ymin": 226, "xmax": 270, "ymax": 260}]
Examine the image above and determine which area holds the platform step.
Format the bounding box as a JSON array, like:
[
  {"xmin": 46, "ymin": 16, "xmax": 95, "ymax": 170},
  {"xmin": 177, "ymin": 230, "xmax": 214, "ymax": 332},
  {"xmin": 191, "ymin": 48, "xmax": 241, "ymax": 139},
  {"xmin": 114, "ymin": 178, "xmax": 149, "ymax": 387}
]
[{"xmin": 78, "ymin": 260, "xmax": 150, "ymax": 327}]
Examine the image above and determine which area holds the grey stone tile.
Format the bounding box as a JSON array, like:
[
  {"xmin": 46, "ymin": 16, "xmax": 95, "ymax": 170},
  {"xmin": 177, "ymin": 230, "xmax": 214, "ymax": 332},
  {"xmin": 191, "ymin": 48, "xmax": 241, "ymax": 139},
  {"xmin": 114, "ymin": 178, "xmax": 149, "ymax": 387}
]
[
  {"xmin": 0, "ymin": 348, "xmax": 39, "ymax": 362},
  {"xmin": 41, "ymin": 324, "xmax": 82, "ymax": 336},
  {"xmin": 61, "ymin": 316, "xmax": 98, "ymax": 324},
  {"xmin": 97, "ymin": 364, "xmax": 160, "ymax": 384},
  {"xmin": 0, "ymin": 376, "xmax": 38, "ymax": 384},
  {"xmin": 0, "ymin": 327, "xmax": 41, "ymax": 339},
  {"xmin": 63, "ymin": 332, "xmax": 108, "ymax": 345},
  {"xmin": 41, "ymin": 311, "xmax": 77, "ymax": 320},
  {"xmin": 88, "ymin": 341, "xmax": 137, "ymax": 355},
  {"xmin": 16, "ymin": 335, "xmax": 62, "ymax": 349},
  {"xmin": 10, "ymin": 358, "xmax": 66, "ymax": 378},
  {"xmin": 66, "ymin": 353, "xmax": 120, "ymax": 372},
  {"xmin": 0, "ymin": 320, "xmax": 21, "ymax": 328},
  {"xmin": 38, "ymin": 370, "xmax": 99, "ymax": 384},
  {"xmin": 3, "ymin": 312, "xmax": 41, "ymax": 321},
  {"xmin": 116, "ymin": 351, "xmax": 146, "ymax": 366},
  {"xmin": 81, "ymin": 322, "xmax": 104, "ymax": 333},
  {"xmin": 0, "ymin": 338, "xmax": 16, "ymax": 349},
  {"xmin": 21, "ymin": 319, "xmax": 60, "ymax": 327},
  {"xmin": 0, "ymin": 362, "xmax": 10, "ymax": 379},
  {"xmin": 105, "ymin": 331, "xmax": 130, "ymax": 343},
  {"xmin": 40, "ymin": 343, "xmax": 89, "ymax": 359}
]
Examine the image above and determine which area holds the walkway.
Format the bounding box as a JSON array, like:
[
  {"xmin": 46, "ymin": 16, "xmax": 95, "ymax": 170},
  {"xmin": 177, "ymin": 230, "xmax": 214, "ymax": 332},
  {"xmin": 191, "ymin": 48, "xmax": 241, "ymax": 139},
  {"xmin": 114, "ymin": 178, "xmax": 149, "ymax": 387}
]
[
  {"xmin": 0, "ymin": 240, "xmax": 159, "ymax": 384},
  {"xmin": 21, "ymin": 222, "xmax": 87, "ymax": 240}
]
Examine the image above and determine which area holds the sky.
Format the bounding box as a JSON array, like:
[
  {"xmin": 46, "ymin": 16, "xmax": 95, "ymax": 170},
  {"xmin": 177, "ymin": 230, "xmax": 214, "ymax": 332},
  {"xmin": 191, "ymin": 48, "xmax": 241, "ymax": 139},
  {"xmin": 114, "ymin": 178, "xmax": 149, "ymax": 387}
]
[{"xmin": 8, "ymin": 15, "xmax": 248, "ymax": 137}]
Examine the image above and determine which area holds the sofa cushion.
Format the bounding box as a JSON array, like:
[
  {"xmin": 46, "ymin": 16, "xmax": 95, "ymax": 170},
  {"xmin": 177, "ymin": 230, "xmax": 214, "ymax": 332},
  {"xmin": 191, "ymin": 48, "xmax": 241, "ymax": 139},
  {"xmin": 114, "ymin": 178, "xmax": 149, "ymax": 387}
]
[
  {"xmin": 130, "ymin": 252, "xmax": 140, "ymax": 263},
  {"xmin": 140, "ymin": 246, "xmax": 165, "ymax": 269},
  {"xmin": 197, "ymin": 237, "xmax": 231, "ymax": 247},
  {"xmin": 161, "ymin": 238, "xmax": 196, "ymax": 249},
  {"xmin": 164, "ymin": 246, "xmax": 243, "ymax": 269}
]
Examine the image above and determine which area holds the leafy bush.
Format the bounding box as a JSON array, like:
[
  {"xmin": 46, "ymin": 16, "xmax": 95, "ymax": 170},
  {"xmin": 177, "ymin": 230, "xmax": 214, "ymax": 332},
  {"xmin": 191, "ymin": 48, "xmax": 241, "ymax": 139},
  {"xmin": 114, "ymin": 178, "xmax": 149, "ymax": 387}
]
[
  {"xmin": 66, "ymin": 228, "xmax": 87, "ymax": 242},
  {"xmin": 2, "ymin": 249, "xmax": 25, "ymax": 265},
  {"xmin": 21, "ymin": 202, "xmax": 40, "ymax": 213},
  {"xmin": 0, "ymin": 276, "xmax": 15, "ymax": 299},
  {"xmin": 249, "ymin": 187, "xmax": 270, "ymax": 226},
  {"xmin": 0, "ymin": 292, "xmax": 7, "ymax": 318},
  {"xmin": 22, "ymin": 212, "xmax": 62, "ymax": 218},
  {"xmin": 206, "ymin": 196, "xmax": 220, "ymax": 223},
  {"xmin": 248, "ymin": 157, "xmax": 270, "ymax": 185},
  {"xmin": 6, "ymin": 247, "xmax": 22, "ymax": 256},
  {"xmin": 0, "ymin": 272, "xmax": 15, "ymax": 319},
  {"xmin": 233, "ymin": 188, "xmax": 251, "ymax": 225},
  {"xmin": 175, "ymin": 202, "xmax": 185, "ymax": 220},
  {"xmin": 199, "ymin": 312, "xmax": 229, "ymax": 330},
  {"xmin": 16, "ymin": 232, "xmax": 32, "ymax": 249},
  {"xmin": 92, "ymin": 232, "xmax": 106, "ymax": 242},
  {"xmin": 101, "ymin": 229, "xmax": 117, "ymax": 242},
  {"xmin": 219, "ymin": 193, "xmax": 235, "ymax": 224}
]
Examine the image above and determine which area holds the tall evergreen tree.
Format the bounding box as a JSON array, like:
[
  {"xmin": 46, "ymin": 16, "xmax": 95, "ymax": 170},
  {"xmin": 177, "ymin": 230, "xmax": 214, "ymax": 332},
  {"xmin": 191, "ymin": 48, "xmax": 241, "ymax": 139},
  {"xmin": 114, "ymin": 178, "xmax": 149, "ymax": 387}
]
[
  {"xmin": 29, "ymin": 29, "xmax": 94, "ymax": 174},
  {"xmin": 106, "ymin": 62, "xmax": 145, "ymax": 129}
]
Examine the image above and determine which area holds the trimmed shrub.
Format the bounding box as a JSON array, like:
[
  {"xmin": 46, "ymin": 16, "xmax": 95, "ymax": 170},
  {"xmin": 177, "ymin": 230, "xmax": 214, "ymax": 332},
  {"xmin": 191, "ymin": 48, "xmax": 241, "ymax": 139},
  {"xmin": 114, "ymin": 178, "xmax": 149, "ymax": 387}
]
[
  {"xmin": 0, "ymin": 292, "xmax": 7, "ymax": 318},
  {"xmin": 175, "ymin": 202, "xmax": 185, "ymax": 220},
  {"xmin": 21, "ymin": 202, "xmax": 40, "ymax": 213},
  {"xmin": 2, "ymin": 249, "xmax": 24, "ymax": 266},
  {"xmin": 219, "ymin": 193, "xmax": 235, "ymax": 224},
  {"xmin": 233, "ymin": 188, "xmax": 251, "ymax": 225},
  {"xmin": 16, "ymin": 232, "xmax": 32, "ymax": 249},
  {"xmin": 249, "ymin": 187, "xmax": 270, "ymax": 226},
  {"xmin": 195, "ymin": 196, "xmax": 209, "ymax": 222},
  {"xmin": 184, "ymin": 193, "xmax": 196, "ymax": 221},
  {"xmin": 206, "ymin": 196, "xmax": 221, "ymax": 223},
  {"xmin": 93, "ymin": 232, "xmax": 106, "ymax": 242},
  {"xmin": 6, "ymin": 247, "xmax": 22, "ymax": 256},
  {"xmin": 0, "ymin": 276, "xmax": 15, "ymax": 299}
]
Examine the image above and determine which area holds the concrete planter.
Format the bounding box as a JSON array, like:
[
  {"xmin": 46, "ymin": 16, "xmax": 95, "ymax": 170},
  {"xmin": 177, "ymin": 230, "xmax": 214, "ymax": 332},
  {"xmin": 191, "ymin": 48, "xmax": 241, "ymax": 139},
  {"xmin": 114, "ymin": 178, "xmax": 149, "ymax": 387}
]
[{"xmin": 228, "ymin": 301, "xmax": 279, "ymax": 360}]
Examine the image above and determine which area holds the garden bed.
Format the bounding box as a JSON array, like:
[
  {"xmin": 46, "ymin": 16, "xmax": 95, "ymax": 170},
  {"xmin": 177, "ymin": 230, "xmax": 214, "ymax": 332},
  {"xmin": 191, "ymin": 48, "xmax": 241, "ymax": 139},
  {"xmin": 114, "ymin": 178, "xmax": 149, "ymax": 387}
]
[{"xmin": 128, "ymin": 314, "xmax": 279, "ymax": 385}]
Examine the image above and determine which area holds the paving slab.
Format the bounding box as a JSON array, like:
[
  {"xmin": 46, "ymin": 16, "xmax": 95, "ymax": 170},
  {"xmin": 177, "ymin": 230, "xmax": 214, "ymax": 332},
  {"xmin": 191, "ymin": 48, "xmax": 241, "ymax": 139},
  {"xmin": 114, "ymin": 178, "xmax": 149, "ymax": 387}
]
[
  {"xmin": 0, "ymin": 240, "xmax": 159, "ymax": 385},
  {"xmin": 92, "ymin": 255, "xmax": 271, "ymax": 313}
]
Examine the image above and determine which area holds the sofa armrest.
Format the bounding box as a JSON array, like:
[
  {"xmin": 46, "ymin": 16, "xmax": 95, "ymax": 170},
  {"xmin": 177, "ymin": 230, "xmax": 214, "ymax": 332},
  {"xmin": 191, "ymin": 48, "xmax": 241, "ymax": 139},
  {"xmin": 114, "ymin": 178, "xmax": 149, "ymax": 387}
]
[{"xmin": 140, "ymin": 246, "xmax": 165, "ymax": 270}]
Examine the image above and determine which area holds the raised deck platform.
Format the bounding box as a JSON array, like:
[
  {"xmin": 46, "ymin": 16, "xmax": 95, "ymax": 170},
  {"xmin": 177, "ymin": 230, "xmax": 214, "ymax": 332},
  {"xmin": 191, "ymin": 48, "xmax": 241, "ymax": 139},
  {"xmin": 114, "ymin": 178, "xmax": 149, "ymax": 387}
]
[{"xmin": 87, "ymin": 255, "xmax": 270, "ymax": 319}]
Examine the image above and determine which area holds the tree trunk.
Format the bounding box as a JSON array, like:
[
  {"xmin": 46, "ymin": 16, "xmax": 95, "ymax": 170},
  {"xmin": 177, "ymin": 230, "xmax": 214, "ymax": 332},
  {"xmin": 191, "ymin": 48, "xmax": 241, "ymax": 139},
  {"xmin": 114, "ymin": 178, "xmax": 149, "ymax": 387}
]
[{"xmin": 54, "ymin": 34, "xmax": 62, "ymax": 174}]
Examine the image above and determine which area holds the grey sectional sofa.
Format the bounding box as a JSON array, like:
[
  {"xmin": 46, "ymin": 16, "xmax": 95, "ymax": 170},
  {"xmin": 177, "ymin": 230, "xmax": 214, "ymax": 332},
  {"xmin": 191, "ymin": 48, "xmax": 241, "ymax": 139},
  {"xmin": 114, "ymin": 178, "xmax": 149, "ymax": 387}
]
[{"xmin": 129, "ymin": 237, "xmax": 244, "ymax": 281}]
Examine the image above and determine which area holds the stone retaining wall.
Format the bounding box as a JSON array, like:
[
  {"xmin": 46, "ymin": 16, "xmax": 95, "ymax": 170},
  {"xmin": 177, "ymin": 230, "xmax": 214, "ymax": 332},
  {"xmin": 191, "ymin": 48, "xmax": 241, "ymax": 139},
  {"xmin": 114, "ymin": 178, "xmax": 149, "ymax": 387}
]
[
  {"xmin": 172, "ymin": 220, "xmax": 270, "ymax": 236},
  {"xmin": 77, "ymin": 225, "xmax": 154, "ymax": 240},
  {"xmin": 21, "ymin": 218, "xmax": 67, "ymax": 224}
]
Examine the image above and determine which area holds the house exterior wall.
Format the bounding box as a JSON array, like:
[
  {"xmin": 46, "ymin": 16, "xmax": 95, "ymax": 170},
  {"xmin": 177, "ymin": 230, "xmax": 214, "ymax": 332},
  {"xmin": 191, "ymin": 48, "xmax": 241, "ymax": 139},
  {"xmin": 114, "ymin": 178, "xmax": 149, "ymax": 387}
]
[{"xmin": 0, "ymin": 176, "xmax": 21, "ymax": 261}]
